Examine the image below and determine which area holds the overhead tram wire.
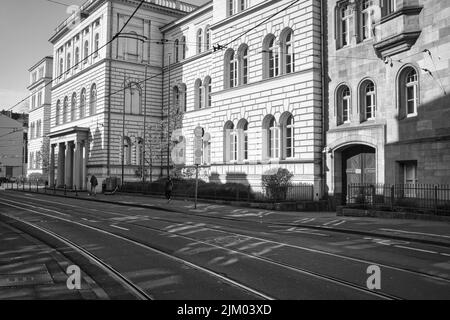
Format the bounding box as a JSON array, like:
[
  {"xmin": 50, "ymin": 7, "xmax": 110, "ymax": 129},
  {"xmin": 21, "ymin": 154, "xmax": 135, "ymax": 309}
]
[{"xmin": 6, "ymin": 0, "xmax": 148, "ymax": 112}]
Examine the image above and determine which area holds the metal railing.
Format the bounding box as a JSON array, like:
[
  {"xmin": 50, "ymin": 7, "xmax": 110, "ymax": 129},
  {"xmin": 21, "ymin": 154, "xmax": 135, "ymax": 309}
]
[
  {"xmin": 120, "ymin": 181, "xmax": 315, "ymax": 203},
  {"xmin": 347, "ymin": 183, "xmax": 450, "ymax": 215}
]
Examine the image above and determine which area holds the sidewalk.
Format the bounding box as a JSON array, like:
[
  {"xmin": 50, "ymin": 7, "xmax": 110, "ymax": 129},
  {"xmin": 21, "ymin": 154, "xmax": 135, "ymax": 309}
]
[
  {"xmin": 0, "ymin": 220, "xmax": 102, "ymax": 299},
  {"xmin": 5, "ymin": 188, "xmax": 450, "ymax": 248}
]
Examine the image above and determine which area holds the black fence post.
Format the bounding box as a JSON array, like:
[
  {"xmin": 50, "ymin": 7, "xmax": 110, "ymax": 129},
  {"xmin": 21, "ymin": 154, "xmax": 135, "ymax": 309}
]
[
  {"xmin": 75, "ymin": 185, "xmax": 78, "ymax": 197},
  {"xmin": 434, "ymin": 185, "xmax": 438, "ymax": 215},
  {"xmin": 64, "ymin": 184, "xmax": 67, "ymax": 196},
  {"xmin": 36, "ymin": 180, "xmax": 39, "ymax": 193},
  {"xmin": 390, "ymin": 185, "xmax": 395, "ymax": 210},
  {"xmin": 247, "ymin": 185, "xmax": 251, "ymax": 202},
  {"xmin": 371, "ymin": 185, "xmax": 375, "ymax": 206},
  {"xmin": 53, "ymin": 184, "xmax": 56, "ymax": 194},
  {"xmin": 29, "ymin": 180, "xmax": 31, "ymax": 192}
]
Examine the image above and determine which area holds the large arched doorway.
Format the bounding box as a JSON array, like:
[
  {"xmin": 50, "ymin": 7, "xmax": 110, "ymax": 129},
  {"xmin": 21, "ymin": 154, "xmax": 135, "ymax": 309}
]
[{"xmin": 337, "ymin": 144, "xmax": 376, "ymax": 204}]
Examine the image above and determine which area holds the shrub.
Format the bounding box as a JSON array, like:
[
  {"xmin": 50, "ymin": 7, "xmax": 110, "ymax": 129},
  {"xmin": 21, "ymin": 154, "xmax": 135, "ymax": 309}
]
[
  {"xmin": 28, "ymin": 173, "xmax": 47, "ymax": 184},
  {"xmin": 261, "ymin": 168, "xmax": 294, "ymax": 201}
]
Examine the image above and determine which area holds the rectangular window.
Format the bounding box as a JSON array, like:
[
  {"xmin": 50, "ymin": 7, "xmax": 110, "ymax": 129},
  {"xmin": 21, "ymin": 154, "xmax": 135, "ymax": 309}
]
[
  {"xmin": 366, "ymin": 93, "xmax": 375, "ymax": 119},
  {"xmin": 361, "ymin": 0, "xmax": 373, "ymax": 40},
  {"xmin": 38, "ymin": 67, "xmax": 44, "ymax": 79},
  {"xmin": 341, "ymin": 6, "xmax": 352, "ymax": 46},
  {"xmin": 230, "ymin": 132, "xmax": 237, "ymax": 161},
  {"xmin": 31, "ymin": 95, "xmax": 36, "ymax": 109}
]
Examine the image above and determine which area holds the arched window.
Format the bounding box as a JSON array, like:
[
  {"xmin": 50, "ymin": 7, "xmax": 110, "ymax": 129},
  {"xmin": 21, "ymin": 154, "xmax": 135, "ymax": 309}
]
[
  {"xmin": 225, "ymin": 49, "xmax": 238, "ymax": 88},
  {"xmin": 336, "ymin": 85, "xmax": 351, "ymax": 125},
  {"xmin": 125, "ymin": 83, "xmax": 141, "ymax": 114},
  {"xmin": 224, "ymin": 121, "xmax": 237, "ymax": 162},
  {"xmin": 181, "ymin": 36, "xmax": 187, "ymax": 60},
  {"xmin": 406, "ymin": 68, "xmax": 418, "ymax": 116},
  {"xmin": 281, "ymin": 29, "xmax": 295, "ymax": 74},
  {"xmin": 173, "ymin": 85, "xmax": 180, "ymax": 112},
  {"xmin": 55, "ymin": 100, "xmax": 61, "ymax": 125},
  {"xmin": 204, "ymin": 76, "xmax": 212, "ymax": 108},
  {"xmin": 205, "ymin": 26, "xmax": 211, "ymax": 50},
  {"xmin": 174, "ymin": 39, "xmax": 179, "ymax": 62},
  {"xmin": 360, "ymin": 80, "xmax": 376, "ymax": 121},
  {"xmin": 237, "ymin": 119, "xmax": 249, "ymax": 162},
  {"xmin": 269, "ymin": 117, "xmax": 280, "ymax": 159},
  {"xmin": 179, "ymin": 83, "xmax": 187, "ymax": 112},
  {"xmin": 195, "ymin": 79, "xmax": 203, "ymax": 110},
  {"xmin": 90, "ymin": 84, "xmax": 97, "ymax": 116},
  {"xmin": 84, "ymin": 40, "xmax": 89, "ymax": 61},
  {"xmin": 282, "ymin": 113, "xmax": 295, "ymax": 159},
  {"xmin": 71, "ymin": 93, "xmax": 77, "ymax": 121},
  {"xmin": 80, "ymin": 88, "xmax": 86, "ymax": 118},
  {"xmin": 197, "ymin": 29, "xmax": 203, "ymax": 54},
  {"xmin": 263, "ymin": 35, "xmax": 279, "ymax": 78},
  {"xmin": 397, "ymin": 66, "xmax": 419, "ymax": 119},
  {"xmin": 123, "ymin": 137, "xmax": 131, "ymax": 165},
  {"xmin": 136, "ymin": 138, "xmax": 144, "ymax": 166},
  {"xmin": 75, "ymin": 47, "xmax": 80, "ymax": 66},
  {"xmin": 94, "ymin": 33, "xmax": 100, "ymax": 55},
  {"xmin": 63, "ymin": 96, "xmax": 69, "ymax": 123},
  {"xmin": 238, "ymin": 44, "xmax": 249, "ymax": 85}
]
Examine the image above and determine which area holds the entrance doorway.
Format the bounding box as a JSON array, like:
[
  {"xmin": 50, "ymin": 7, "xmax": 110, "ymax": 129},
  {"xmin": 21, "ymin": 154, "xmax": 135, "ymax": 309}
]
[{"xmin": 341, "ymin": 145, "xmax": 376, "ymax": 203}]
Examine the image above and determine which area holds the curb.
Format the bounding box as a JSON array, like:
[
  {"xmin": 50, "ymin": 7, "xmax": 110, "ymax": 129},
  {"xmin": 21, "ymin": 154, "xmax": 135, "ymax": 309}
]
[{"xmin": 6, "ymin": 189, "xmax": 450, "ymax": 248}]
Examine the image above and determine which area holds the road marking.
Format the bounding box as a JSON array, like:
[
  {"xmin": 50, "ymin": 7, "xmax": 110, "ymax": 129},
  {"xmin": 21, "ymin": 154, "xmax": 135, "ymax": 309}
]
[
  {"xmin": 333, "ymin": 221, "xmax": 346, "ymax": 227},
  {"xmin": 380, "ymin": 228, "xmax": 450, "ymax": 239},
  {"xmin": 394, "ymin": 245, "xmax": 438, "ymax": 254},
  {"xmin": 323, "ymin": 219, "xmax": 340, "ymax": 226},
  {"xmin": 110, "ymin": 225, "xmax": 129, "ymax": 231},
  {"xmin": 440, "ymin": 253, "xmax": 450, "ymax": 257}
]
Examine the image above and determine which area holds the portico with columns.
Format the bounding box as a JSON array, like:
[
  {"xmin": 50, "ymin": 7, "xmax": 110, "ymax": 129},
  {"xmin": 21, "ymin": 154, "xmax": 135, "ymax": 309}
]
[{"xmin": 48, "ymin": 127, "xmax": 90, "ymax": 190}]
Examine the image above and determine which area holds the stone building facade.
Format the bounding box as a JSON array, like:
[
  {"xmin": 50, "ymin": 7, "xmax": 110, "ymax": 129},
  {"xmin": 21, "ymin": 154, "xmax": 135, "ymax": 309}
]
[
  {"xmin": 162, "ymin": 0, "xmax": 325, "ymax": 198},
  {"xmin": 325, "ymin": 0, "xmax": 450, "ymax": 204},
  {"xmin": 47, "ymin": 0, "xmax": 196, "ymax": 190},
  {"xmin": 46, "ymin": 0, "xmax": 326, "ymax": 196},
  {"xmin": 27, "ymin": 57, "xmax": 53, "ymax": 177}
]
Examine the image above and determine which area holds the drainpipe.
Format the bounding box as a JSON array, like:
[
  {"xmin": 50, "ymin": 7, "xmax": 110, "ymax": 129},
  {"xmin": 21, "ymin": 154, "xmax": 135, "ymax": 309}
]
[
  {"xmin": 106, "ymin": 1, "xmax": 113, "ymax": 177},
  {"xmin": 320, "ymin": 0, "xmax": 327, "ymax": 200}
]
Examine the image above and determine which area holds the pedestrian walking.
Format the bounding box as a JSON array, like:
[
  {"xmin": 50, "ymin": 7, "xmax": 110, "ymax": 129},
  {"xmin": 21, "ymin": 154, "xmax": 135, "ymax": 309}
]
[
  {"xmin": 90, "ymin": 174, "xmax": 98, "ymax": 196},
  {"xmin": 165, "ymin": 177, "xmax": 173, "ymax": 203}
]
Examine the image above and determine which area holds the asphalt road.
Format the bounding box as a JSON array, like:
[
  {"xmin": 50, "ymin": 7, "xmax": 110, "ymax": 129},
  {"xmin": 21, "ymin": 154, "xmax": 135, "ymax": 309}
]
[{"xmin": 0, "ymin": 190, "xmax": 449, "ymax": 300}]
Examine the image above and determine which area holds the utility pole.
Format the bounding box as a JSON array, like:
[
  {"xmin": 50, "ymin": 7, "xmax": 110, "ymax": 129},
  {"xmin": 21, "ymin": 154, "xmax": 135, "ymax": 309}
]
[
  {"xmin": 142, "ymin": 64, "xmax": 148, "ymax": 184},
  {"xmin": 167, "ymin": 54, "xmax": 171, "ymax": 179},
  {"xmin": 121, "ymin": 75, "xmax": 126, "ymax": 186}
]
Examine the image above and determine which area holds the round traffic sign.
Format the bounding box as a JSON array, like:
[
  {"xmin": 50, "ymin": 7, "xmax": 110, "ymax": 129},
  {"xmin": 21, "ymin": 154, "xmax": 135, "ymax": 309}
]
[{"xmin": 194, "ymin": 126, "xmax": 204, "ymax": 138}]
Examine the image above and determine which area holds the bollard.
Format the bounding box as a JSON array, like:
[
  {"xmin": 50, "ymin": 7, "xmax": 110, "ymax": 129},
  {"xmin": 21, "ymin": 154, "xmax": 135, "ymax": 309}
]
[
  {"xmin": 247, "ymin": 185, "xmax": 251, "ymax": 202},
  {"xmin": 64, "ymin": 184, "xmax": 67, "ymax": 196},
  {"xmin": 36, "ymin": 180, "xmax": 39, "ymax": 193},
  {"xmin": 390, "ymin": 185, "xmax": 395, "ymax": 210},
  {"xmin": 75, "ymin": 185, "xmax": 78, "ymax": 197},
  {"xmin": 29, "ymin": 180, "xmax": 31, "ymax": 192},
  {"xmin": 53, "ymin": 184, "xmax": 56, "ymax": 194}
]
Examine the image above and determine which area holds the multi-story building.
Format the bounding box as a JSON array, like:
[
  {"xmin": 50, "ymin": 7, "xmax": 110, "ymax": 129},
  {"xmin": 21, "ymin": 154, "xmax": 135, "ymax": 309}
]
[
  {"xmin": 162, "ymin": 0, "xmax": 325, "ymax": 197},
  {"xmin": 0, "ymin": 111, "xmax": 28, "ymax": 179},
  {"xmin": 47, "ymin": 0, "xmax": 197, "ymax": 190},
  {"xmin": 27, "ymin": 57, "xmax": 53, "ymax": 177},
  {"xmin": 325, "ymin": 0, "xmax": 450, "ymax": 205},
  {"xmin": 46, "ymin": 0, "xmax": 326, "ymax": 196}
]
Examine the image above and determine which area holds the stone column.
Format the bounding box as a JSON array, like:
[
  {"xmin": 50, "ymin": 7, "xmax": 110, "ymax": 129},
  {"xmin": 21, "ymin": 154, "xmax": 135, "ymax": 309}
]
[
  {"xmin": 57, "ymin": 143, "xmax": 65, "ymax": 187},
  {"xmin": 65, "ymin": 141, "xmax": 73, "ymax": 188},
  {"xmin": 73, "ymin": 141, "xmax": 82, "ymax": 189},
  {"xmin": 82, "ymin": 140, "xmax": 88, "ymax": 190},
  {"xmin": 49, "ymin": 144, "xmax": 55, "ymax": 187}
]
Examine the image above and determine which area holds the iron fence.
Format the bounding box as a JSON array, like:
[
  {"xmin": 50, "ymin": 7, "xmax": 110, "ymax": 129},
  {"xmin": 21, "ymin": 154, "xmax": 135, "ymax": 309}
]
[
  {"xmin": 347, "ymin": 183, "xmax": 450, "ymax": 215},
  {"xmin": 120, "ymin": 181, "xmax": 314, "ymax": 203}
]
